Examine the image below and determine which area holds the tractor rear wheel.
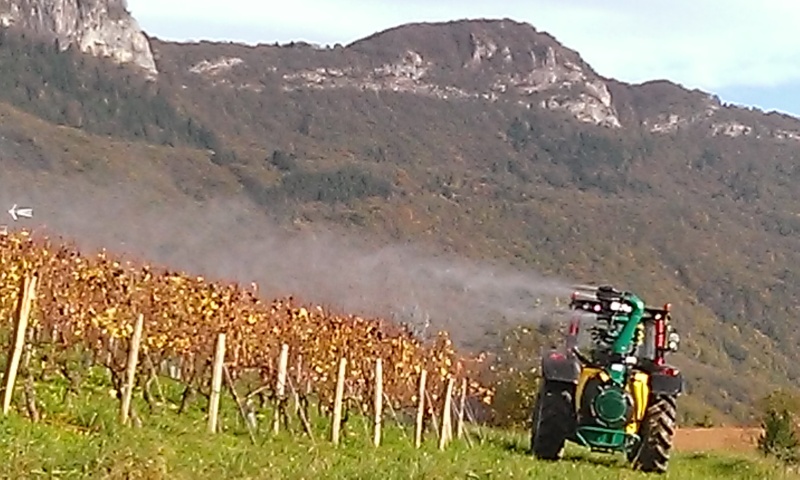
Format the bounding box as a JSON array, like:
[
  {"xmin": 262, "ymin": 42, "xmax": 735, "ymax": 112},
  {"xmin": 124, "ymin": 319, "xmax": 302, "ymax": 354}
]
[
  {"xmin": 631, "ymin": 394, "xmax": 677, "ymax": 473},
  {"xmin": 530, "ymin": 381, "xmax": 574, "ymax": 460}
]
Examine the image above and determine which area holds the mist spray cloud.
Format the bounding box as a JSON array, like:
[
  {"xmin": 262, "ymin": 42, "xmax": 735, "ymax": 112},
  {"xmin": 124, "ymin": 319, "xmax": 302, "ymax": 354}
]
[{"xmin": 0, "ymin": 178, "xmax": 576, "ymax": 347}]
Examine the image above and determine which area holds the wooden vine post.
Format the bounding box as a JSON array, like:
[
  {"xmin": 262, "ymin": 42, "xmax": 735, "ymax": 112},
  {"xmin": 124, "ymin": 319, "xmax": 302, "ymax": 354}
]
[
  {"xmin": 293, "ymin": 354, "xmax": 303, "ymax": 415},
  {"xmin": 414, "ymin": 369, "xmax": 427, "ymax": 448},
  {"xmin": 373, "ymin": 358, "xmax": 383, "ymax": 447},
  {"xmin": 274, "ymin": 343, "xmax": 289, "ymax": 434},
  {"xmin": 438, "ymin": 377, "xmax": 455, "ymax": 450},
  {"xmin": 208, "ymin": 333, "xmax": 226, "ymax": 433},
  {"xmin": 120, "ymin": 313, "xmax": 144, "ymax": 425},
  {"xmin": 331, "ymin": 357, "xmax": 347, "ymax": 445},
  {"xmin": 2, "ymin": 274, "xmax": 38, "ymax": 415},
  {"xmin": 456, "ymin": 377, "xmax": 467, "ymax": 439}
]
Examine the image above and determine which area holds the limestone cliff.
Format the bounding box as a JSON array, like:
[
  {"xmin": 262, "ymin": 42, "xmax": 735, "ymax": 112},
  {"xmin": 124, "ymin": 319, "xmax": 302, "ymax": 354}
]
[
  {"xmin": 0, "ymin": 0, "xmax": 157, "ymax": 77},
  {"xmin": 184, "ymin": 19, "xmax": 623, "ymax": 129}
]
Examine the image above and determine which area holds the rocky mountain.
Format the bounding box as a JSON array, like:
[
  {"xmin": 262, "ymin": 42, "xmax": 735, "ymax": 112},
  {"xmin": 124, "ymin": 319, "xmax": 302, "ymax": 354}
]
[
  {"xmin": 2, "ymin": 10, "xmax": 800, "ymax": 426},
  {"xmin": 293, "ymin": 20, "xmax": 620, "ymax": 128},
  {"xmin": 152, "ymin": 18, "xmax": 800, "ymax": 142},
  {"xmin": 0, "ymin": 0, "xmax": 156, "ymax": 77}
]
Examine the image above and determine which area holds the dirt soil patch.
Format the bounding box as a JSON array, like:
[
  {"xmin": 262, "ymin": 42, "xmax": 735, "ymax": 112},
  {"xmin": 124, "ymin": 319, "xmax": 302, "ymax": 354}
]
[{"xmin": 674, "ymin": 427, "xmax": 761, "ymax": 453}]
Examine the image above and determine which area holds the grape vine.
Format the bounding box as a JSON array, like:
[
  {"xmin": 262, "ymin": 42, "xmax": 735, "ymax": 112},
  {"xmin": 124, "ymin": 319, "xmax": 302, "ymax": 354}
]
[{"xmin": 0, "ymin": 230, "xmax": 494, "ymax": 416}]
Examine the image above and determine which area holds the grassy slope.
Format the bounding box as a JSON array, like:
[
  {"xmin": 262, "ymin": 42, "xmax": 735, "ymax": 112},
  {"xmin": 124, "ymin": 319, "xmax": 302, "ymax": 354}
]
[
  {"xmin": 0, "ymin": 100, "xmax": 239, "ymax": 197},
  {"xmin": 0, "ymin": 367, "xmax": 790, "ymax": 480}
]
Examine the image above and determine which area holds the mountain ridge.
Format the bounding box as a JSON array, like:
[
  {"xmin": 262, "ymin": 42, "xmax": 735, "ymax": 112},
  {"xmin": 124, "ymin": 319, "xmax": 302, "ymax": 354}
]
[{"xmin": 146, "ymin": 17, "xmax": 800, "ymax": 140}]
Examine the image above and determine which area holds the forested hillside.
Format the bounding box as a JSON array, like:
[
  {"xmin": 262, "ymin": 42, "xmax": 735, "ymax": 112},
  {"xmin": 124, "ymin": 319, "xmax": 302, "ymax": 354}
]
[{"xmin": 2, "ymin": 19, "xmax": 800, "ymax": 426}]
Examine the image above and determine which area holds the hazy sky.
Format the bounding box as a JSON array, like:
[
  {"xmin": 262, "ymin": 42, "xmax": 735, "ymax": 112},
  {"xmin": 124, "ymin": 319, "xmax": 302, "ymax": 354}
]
[{"xmin": 126, "ymin": 0, "xmax": 800, "ymax": 117}]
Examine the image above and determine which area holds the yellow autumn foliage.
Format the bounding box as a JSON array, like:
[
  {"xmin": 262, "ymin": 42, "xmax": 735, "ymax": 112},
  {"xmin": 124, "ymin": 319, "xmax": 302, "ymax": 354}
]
[{"xmin": 0, "ymin": 230, "xmax": 495, "ymax": 408}]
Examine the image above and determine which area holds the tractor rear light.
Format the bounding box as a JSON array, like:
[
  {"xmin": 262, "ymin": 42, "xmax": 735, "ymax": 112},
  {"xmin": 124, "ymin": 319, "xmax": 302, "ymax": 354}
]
[
  {"xmin": 661, "ymin": 366, "xmax": 679, "ymax": 377},
  {"xmin": 569, "ymin": 318, "xmax": 579, "ymax": 336},
  {"xmin": 654, "ymin": 315, "xmax": 667, "ymax": 365},
  {"xmin": 655, "ymin": 317, "xmax": 666, "ymax": 350}
]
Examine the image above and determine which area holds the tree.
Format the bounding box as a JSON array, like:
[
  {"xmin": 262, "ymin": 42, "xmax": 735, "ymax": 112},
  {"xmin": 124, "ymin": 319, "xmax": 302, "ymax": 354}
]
[
  {"xmin": 759, "ymin": 409, "xmax": 799, "ymax": 465},
  {"xmin": 758, "ymin": 390, "xmax": 800, "ymax": 466},
  {"xmin": 270, "ymin": 150, "xmax": 297, "ymax": 172},
  {"xmin": 507, "ymin": 117, "xmax": 528, "ymax": 152}
]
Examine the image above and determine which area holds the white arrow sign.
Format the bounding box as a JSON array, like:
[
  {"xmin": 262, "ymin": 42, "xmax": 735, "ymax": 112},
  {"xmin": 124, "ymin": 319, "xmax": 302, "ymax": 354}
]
[{"xmin": 8, "ymin": 204, "xmax": 32, "ymax": 221}]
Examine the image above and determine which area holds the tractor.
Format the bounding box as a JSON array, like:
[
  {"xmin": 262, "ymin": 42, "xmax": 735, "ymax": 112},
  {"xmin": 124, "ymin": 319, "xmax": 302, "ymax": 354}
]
[{"xmin": 530, "ymin": 285, "xmax": 683, "ymax": 473}]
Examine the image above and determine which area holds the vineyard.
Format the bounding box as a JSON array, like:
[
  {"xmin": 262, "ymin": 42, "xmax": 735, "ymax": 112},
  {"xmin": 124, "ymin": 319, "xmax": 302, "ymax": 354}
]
[{"xmin": 0, "ymin": 229, "xmax": 496, "ymax": 448}]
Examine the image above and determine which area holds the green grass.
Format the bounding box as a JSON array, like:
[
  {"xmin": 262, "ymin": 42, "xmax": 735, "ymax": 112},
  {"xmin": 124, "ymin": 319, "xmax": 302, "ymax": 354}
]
[{"xmin": 0, "ymin": 367, "xmax": 793, "ymax": 480}]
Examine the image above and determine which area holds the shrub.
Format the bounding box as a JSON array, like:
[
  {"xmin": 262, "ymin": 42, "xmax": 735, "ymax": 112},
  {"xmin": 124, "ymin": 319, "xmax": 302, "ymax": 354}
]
[
  {"xmin": 758, "ymin": 390, "xmax": 800, "ymax": 465},
  {"xmin": 758, "ymin": 408, "xmax": 799, "ymax": 465}
]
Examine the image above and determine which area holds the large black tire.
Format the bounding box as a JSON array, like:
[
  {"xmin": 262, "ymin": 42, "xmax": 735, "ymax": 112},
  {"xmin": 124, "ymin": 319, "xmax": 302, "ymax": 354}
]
[
  {"xmin": 630, "ymin": 394, "xmax": 677, "ymax": 473},
  {"xmin": 530, "ymin": 381, "xmax": 575, "ymax": 460}
]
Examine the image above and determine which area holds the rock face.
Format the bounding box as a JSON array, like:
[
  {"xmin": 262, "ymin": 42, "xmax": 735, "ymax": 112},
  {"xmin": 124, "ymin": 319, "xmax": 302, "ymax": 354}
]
[
  {"xmin": 343, "ymin": 19, "xmax": 624, "ymax": 128},
  {"xmin": 160, "ymin": 18, "xmax": 800, "ymax": 139},
  {"xmin": 0, "ymin": 0, "xmax": 157, "ymax": 77},
  {"xmin": 181, "ymin": 19, "xmax": 623, "ymax": 129}
]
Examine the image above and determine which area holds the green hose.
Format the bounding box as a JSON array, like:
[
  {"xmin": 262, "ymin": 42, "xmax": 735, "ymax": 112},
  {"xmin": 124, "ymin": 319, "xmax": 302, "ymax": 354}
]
[{"xmin": 606, "ymin": 292, "xmax": 645, "ymax": 384}]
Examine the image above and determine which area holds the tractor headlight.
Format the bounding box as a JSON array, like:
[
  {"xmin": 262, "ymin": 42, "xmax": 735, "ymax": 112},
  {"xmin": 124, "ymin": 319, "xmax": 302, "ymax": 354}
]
[
  {"xmin": 668, "ymin": 331, "xmax": 680, "ymax": 352},
  {"xmin": 609, "ymin": 301, "xmax": 633, "ymax": 313}
]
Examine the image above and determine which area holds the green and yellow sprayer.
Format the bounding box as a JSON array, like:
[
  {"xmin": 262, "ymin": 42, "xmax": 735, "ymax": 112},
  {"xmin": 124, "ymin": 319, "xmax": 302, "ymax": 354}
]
[{"xmin": 531, "ymin": 285, "xmax": 683, "ymax": 473}]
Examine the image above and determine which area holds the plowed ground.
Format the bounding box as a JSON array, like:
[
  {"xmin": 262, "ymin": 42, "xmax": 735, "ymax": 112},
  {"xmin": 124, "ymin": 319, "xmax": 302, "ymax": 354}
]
[{"xmin": 674, "ymin": 427, "xmax": 761, "ymax": 453}]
